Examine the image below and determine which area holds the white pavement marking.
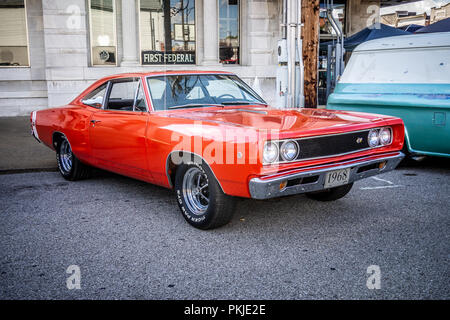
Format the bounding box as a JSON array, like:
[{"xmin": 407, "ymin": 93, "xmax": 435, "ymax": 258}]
[
  {"xmin": 360, "ymin": 176, "xmax": 402, "ymax": 190},
  {"xmin": 371, "ymin": 176, "xmax": 394, "ymax": 185},
  {"xmin": 360, "ymin": 185, "xmax": 403, "ymax": 190}
]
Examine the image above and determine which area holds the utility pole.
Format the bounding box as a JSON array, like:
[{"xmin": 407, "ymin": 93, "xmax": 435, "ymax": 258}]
[
  {"xmin": 286, "ymin": 0, "xmax": 298, "ymax": 108},
  {"xmin": 301, "ymin": 0, "xmax": 320, "ymax": 108},
  {"xmin": 163, "ymin": 0, "xmax": 172, "ymax": 52}
]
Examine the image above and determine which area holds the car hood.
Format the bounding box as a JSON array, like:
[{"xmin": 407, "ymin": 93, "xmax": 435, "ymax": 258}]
[{"xmin": 165, "ymin": 107, "xmax": 394, "ymax": 137}]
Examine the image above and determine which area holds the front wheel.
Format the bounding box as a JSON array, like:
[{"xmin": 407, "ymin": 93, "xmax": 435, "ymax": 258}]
[
  {"xmin": 56, "ymin": 137, "xmax": 91, "ymax": 181},
  {"xmin": 306, "ymin": 183, "xmax": 353, "ymax": 201},
  {"xmin": 174, "ymin": 162, "xmax": 236, "ymax": 230}
]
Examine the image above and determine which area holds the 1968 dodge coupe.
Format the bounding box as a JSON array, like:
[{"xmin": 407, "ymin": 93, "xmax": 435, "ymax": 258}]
[{"xmin": 31, "ymin": 71, "xmax": 405, "ymax": 229}]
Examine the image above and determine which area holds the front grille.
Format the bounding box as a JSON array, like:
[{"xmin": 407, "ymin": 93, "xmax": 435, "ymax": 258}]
[{"xmin": 276, "ymin": 130, "xmax": 371, "ymax": 162}]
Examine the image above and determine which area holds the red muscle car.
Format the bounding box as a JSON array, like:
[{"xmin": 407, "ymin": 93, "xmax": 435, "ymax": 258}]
[{"xmin": 31, "ymin": 71, "xmax": 405, "ymax": 229}]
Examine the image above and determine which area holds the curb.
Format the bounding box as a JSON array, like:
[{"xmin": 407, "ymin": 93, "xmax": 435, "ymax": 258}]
[{"xmin": 0, "ymin": 168, "xmax": 58, "ymax": 175}]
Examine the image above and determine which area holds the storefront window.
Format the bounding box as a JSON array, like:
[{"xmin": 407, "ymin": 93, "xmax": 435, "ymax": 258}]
[
  {"xmin": 89, "ymin": 0, "xmax": 117, "ymax": 66},
  {"xmin": 0, "ymin": 0, "xmax": 29, "ymax": 67},
  {"xmin": 140, "ymin": 0, "xmax": 196, "ymax": 65},
  {"xmin": 219, "ymin": 0, "xmax": 239, "ymax": 64}
]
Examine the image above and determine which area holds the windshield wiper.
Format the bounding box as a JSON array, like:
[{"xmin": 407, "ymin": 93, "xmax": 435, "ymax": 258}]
[
  {"xmin": 220, "ymin": 101, "xmax": 266, "ymax": 106},
  {"xmin": 168, "ymin": 103, "xmax": 224, "ymax": 109}
]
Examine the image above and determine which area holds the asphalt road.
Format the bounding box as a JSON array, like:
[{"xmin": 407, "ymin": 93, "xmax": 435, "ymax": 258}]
[
  {"xmin": 0, "ymin": 159, "xmax": 449, "ymax": 299},
  {"xmin": 0, "ymin": 117, "xmax": 56, "ymax": 172}
]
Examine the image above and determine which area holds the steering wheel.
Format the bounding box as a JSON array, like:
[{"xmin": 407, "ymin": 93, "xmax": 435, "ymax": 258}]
[{"xmin": 217, "ymin": 94, "xmax": 236, "ymax": 100}]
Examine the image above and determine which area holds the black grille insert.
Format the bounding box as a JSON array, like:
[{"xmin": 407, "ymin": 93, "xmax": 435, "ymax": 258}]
[{"xmin": 277, "ymin": 130, "xmax": 371, "ymax": 162}]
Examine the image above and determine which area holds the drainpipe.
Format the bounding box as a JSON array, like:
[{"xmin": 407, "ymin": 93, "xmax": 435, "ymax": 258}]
[
  {"xmin": 282, "ymin": 0, "xmax": 287, "ymax": 39},
  {"xmin": 327, "ymin": 0, "xmax": 345, "ymax": 78},
  {"xmin": 286, "ymin": 0, "xmax": 297, "ymax": 108},
  {"xmin": 297, "ymin": 0, "xmax": 304, "ymax": 108}
]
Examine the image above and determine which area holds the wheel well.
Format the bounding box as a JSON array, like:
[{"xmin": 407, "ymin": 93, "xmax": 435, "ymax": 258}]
[
  {"xmin": 166, "ymin": 151, "xmax": 203, "ymax": 188},
  {"xmin": 167, "ymin": 155, "xmax": 178, "ymax": 188},
  {"xmin": 166, "ymin": 151, "xmax": 222, "ymax": 191},
  {"xmin": 52, "ymin": 132, "xmax": 65, "ymax": 150}
]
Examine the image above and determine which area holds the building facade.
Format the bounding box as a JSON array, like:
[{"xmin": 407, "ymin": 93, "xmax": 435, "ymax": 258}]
[
  {"xmin": 0, "ymin": 0, "xmax": 282, "ymax": 116},
  {"xmin": 430, "ymin": 2, "xmax": 450, "ymax": 23},
  {"xmin": 0, "ymin": 0, "xmax": 390, "ymax": 116}
]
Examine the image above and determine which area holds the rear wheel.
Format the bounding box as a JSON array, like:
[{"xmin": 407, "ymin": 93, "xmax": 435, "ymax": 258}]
[
  {"xmin": 56, "ymin": 137, "xmax": 91, "ymax": 181},
  {"xmin": 175, "ymin": 162, "xmax": 236, "ymax": 230},
  {"xmin": 306, "ymin": 183, "xmax": 353, "ymax": 201}
]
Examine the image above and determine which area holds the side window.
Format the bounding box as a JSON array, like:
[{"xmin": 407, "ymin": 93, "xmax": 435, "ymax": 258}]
[
  {"xmin": 147, "ymin": 78, "xmax": 167, "ymax": 111},
  {"xmin": 81, "ymin": 83, "xmax": 108, "ymax": 108},
  {"xmin": 148, "ymin": 78, "xmax": 165, "ymax": 100},
  {"xmin": 106, "ymin": 79, "xmax": 139, "ymax": 111},
  {"xmin": 134, "ymin": 83, "xmax": 148, "ymax": 112}
]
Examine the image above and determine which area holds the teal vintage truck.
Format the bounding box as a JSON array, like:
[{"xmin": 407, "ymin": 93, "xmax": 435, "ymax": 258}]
[{"xmin": 327, "ymin": 32, "xmax": 450, "ymax": 158}]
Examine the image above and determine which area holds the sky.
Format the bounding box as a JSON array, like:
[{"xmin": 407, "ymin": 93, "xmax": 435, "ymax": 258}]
[{"xmin": 380, "ymin": 0, "xmax": 450, "ymax": 15}]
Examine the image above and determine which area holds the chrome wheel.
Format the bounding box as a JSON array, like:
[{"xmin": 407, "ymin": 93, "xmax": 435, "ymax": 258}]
[
  {"xmin": 59, "ymin": 139, "xmax": 73, "ymax": 173},
  {"xmin": 182, "ymin": 167, "xmax": 209, "ymax": 215}
]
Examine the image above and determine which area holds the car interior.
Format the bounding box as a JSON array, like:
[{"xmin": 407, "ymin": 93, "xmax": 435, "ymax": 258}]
[{"xmin": 82, "ymin": 77, "xmax": 147, "ymax": 112}]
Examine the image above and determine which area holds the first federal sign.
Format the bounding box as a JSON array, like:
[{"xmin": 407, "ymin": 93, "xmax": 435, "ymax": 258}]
[{"xmin": 142, "ymin": 51, "xmax": 195, "ymax": 65}]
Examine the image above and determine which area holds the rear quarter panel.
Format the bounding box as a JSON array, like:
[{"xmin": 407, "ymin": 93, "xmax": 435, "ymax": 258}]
[{"xmin": 34, "ymin": 105, "xmax": 95, "ymax": 164}]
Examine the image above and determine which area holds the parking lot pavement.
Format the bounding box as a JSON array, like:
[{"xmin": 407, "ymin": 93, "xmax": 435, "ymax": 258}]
[{"xmin": 0, "ymin": 159, "xmax": 449, "ymax": 300}]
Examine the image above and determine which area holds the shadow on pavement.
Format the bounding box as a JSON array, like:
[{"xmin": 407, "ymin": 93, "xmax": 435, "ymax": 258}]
[{"xmin": 0, "ymin": 116, "xmax": 57, "ymax": 172}]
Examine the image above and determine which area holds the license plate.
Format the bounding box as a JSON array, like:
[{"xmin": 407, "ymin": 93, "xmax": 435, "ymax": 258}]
[{"xmin": 324, "ymin": 168, "xmax": 350, "ymax": 188}]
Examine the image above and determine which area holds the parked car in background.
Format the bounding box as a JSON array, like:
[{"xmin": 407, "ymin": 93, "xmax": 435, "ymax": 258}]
[
  {"xmin": 31, "ymin": 71, "xmax": 405, "ymax": 229},
  {"xmin": 327, "ymin": 32, "xmax": 450, "ymax": 158}
]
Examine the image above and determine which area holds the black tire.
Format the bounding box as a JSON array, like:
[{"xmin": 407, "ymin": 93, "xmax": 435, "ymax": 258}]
[
  {"xmin": 306, "ymin": 183, "xmax": 353, "ymax": 201},
  {"xmin": 174, "ymin": 162, "xmax": 236, "ymax": 230},
  {"xmin": 56, "ymin": 137, "xmax": 91, "ymax": 181}
]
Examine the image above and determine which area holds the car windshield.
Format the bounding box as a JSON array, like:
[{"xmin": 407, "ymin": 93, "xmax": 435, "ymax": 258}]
[{"xmin": 147, "ymin": 74, "xmax": 266, "ymax": 111}]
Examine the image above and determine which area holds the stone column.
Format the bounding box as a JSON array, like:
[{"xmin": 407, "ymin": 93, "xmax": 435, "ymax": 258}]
[
  {"xmin": 121, "ymin": 0, "xmax": 139, "ymax": 66},
  {"xmin": 202, "ymin": 0, "xmax": 219, "ymax": 65}
]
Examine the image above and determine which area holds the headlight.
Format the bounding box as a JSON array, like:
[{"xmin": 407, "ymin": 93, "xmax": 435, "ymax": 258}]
[
  {"xmin": 368, "ymin": 129, "xmax": 380, "ymax": 147},
  {"xmin": 379, "ymin": 127, "xmax": 392, "ymax": 145},
  {"xmin": 263, "ymin": 141, "xmax": 279, "ymax": 164},
  {"xmin": 280, "ymin": 140, "xmax": 299, "ymax": 161}
]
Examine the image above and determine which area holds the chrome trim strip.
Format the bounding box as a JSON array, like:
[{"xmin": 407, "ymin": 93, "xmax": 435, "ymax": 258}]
[
  {"xmin": 249, "ymin": 152, "xmax": 404, "ymax": 199},
  {"xmin": 231, "ymin": 108, "xmax": 268, "ymax": 115},
  {"xmin": 31, "ymin": 111, "xmax": 41, "ymax": 143}
]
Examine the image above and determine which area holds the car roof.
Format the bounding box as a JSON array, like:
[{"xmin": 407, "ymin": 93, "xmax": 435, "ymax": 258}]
[
  {"xmin": 353, "ymin": 31, "xmax": 450, "ymax": 52},
  {"xmin": 104, "ymin": 70, "xmax": 235, "ymax": 80}
]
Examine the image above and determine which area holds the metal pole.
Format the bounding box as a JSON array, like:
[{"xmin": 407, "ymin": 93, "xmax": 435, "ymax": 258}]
[
  {"xmin": 326, "ymin": 44, "xmax": 332, "ymax": 99},
  {"xmin": 282, "ymin": 0, "xmax": 287, "ymax": 39},
  {"xmin": 287, "ymin": 0, "xmax": 297, "ymax": 108},
  {"xmin": 296, "ymin": 0, "xmax": 304, "ymax": 108}
]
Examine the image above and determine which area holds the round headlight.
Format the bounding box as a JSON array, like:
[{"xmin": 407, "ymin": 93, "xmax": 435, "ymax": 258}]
[
  {"xmin": 280, "ymin": 140, "xmax": 299, "ymax": 161},
  {"xmin": 379, "ymin": 127, "xmax": 392, "ymax": 145},
  {"xmin": 263, "ymin": 141, "xmax": 279, "ymax": 164},
  {"xmin": 368, "ymin": 129, "xmax": 380, "ymax": 148}
]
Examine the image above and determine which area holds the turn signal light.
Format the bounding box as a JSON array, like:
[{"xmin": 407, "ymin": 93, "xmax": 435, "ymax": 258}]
[{"xmin": 279, "ymin": 180, "xmax": 288, "ymax": 191}]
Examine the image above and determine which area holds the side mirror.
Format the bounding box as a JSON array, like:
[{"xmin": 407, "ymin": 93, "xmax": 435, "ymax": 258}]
[{"xmin": 82, "ymin": 96, "xmax": 103, "ymax": 108}]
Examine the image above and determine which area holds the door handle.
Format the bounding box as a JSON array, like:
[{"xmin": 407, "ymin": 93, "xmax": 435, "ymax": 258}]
[{"xmin": 90, "ymin": 119, "xmax": 101, "ymax": 127}]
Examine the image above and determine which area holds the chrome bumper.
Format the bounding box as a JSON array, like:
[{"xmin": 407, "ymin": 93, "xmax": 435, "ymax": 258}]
[{"xmin": 249, "ymin": 152, "xmax": 404, "ymax": 199}]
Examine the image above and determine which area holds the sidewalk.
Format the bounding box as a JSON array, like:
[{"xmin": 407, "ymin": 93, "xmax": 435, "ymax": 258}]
[{"xmin": 0, "ymin": 117, "xmax": 57, "ymax": 172}]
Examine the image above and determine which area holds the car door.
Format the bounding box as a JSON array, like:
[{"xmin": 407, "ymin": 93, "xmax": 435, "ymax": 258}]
[{"xmin": 89, "ymin": 77, "xmax": 151, "ymax": 180}]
